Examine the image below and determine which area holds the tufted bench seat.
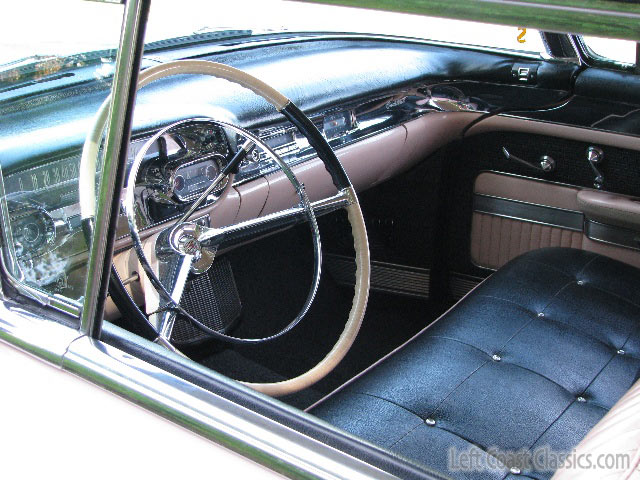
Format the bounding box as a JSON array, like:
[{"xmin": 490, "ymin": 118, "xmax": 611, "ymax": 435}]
[{"xmin": 311, "ymin": 248, "xmax": 640, "ymax": 479}]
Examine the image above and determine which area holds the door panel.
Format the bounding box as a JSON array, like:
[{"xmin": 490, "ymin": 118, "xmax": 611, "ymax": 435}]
[
  {"xmin": 471, "ymin": 212, "xmax": 582, "ymax": 269},
  {"xmin": 470, "ymin": 172, "xmax": 640, "ymax": 270}
]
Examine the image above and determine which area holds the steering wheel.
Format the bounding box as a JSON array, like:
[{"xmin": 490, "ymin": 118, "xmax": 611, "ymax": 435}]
[{"xmin": 79, "ymin": 60, "xmax": 370, "ymax": 396}]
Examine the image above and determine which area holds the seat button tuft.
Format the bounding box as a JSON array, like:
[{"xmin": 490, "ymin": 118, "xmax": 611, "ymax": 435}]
[
  {"xmin": 537, "ymin": 312, "xmax": 545, "ymax": 318},
  {"xmin": 577, "ymin": 280, "xmax": 584, "ymax": 285},
  {"xmin": 425, "ymin": 418, "xmax": 436, "ymax": 426},
  {"xmin": 492, "ymin": 354, "xmax": 502, "ymax": 362},
  {"xmin": 577, "ymin": 396, "xmax": 586, "ymax": 403},
  {"xmin": 617, "ymin": 349, "xmax": 625, "ymax": 355},
  {"xmin": 510, "ymin": 467, "xmax": 521, "ymax": 475}
]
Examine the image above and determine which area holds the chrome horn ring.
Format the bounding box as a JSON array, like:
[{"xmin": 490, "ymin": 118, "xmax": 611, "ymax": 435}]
[{"xmin": 123, "ymin": 118, "xmax": 323, "ymax": 346}]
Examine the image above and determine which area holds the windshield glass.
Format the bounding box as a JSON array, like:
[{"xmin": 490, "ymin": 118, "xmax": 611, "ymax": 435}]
[
  {"xmin": 3, "ymin": 0, "xmax": 545, "ymax": 70},
  {"xmin": 0, "ymin": 0, "xmax": 546, "ymax": 311}
]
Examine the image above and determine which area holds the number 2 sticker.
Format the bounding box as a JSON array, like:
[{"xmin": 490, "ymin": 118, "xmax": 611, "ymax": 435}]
[{"xmin": 517, "ymin": 28, "xmax": 527, "ymax": 43}]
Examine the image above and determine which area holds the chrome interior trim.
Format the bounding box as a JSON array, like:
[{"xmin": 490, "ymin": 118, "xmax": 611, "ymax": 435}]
[
  {"xmin": 474, "ymin": 193, "xmax": 584, "ymax": 231},
  {"xmin": 61, "ymin": 332, "xmax": 398, "ymax": 480},
  {"xmin": 585, "ymin": 219, "xmax": 640, "ymax": 251},
  {"xmin": 113, "ymin": 91, "xmax": 435, "ymax": 240},
  {"xmin": 197, "ymin": 191, "xmax": 349, "ymax": 248},
  {"xmin": 233, "ymin": 87, "xmax": 479, "ymax": 186}
]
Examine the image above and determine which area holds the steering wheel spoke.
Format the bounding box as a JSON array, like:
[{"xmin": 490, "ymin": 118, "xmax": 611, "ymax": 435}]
[
  {"xmin": 196, "ymin": 189, "xmax": 351, "ymax": 250},
  {"xmin": 140, "ymin": 232, "xmax": 194, "ymax": 339}
]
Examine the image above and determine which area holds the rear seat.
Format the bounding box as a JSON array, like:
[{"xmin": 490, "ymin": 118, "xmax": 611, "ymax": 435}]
[{"xmin": 311, "ymin": 248, "xmax": 640, "ymax": 479}]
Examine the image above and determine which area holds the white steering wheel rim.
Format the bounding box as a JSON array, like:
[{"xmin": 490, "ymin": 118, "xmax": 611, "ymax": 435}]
[{"xmin": 79, "ymin": 60, "xmax": 370, "ymax": 397}]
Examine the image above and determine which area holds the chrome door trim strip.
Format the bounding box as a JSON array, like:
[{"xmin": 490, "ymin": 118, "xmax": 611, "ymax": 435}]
[
  {"xmin": 585, "ymin": 219, "xmax": 640, "ymax": 251},
  {"xmin": 61, "ymin": 332, "xmax": 399, "ymax": 480},
  {"xmin": 0, "ymin": 302, "xmax": 81, "ymax": 366},
  {"xmin": 473, "ymin": 193, "xmax": 584, "ymax": 231}
]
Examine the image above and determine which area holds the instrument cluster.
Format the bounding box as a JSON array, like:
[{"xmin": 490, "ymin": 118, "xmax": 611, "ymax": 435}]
[
  {"xmin": 127, "ymin": 120, "xmax": 231, "ymax": 230},
  {"xmin": 3, "ymin": 120, "xmax": 234, "ymax": 303}
]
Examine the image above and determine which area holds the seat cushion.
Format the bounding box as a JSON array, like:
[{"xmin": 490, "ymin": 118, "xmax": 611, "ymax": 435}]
[{"xmin": 311, "ymin": 248, "xmax": 640, "ymax": 479}]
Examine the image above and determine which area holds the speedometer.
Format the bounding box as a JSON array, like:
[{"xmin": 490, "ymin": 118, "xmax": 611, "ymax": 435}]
[{"xmin": 170, "ymin": 156, "xmax": 222, "ymax": 202}]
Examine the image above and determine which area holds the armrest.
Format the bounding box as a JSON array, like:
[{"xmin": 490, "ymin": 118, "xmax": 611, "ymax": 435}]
[{"xmin": 577, "ymin": 190, "xmax": 640, "ymax": 230}]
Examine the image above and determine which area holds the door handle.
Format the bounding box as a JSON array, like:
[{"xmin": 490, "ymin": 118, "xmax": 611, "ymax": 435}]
[{"xmin": 502, "ymin": 147, "xmax": 555, "ymax": 173}]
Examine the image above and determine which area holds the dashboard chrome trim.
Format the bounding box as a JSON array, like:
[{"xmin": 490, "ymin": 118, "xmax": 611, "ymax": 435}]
[{"xmin": 0, "ymin": 81, "xmax": 482, "ymax": 317}]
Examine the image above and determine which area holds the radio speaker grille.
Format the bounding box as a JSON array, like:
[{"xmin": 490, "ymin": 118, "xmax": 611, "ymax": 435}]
[{"xmin": 171, "ymin": 256, "xmax": 241, "ymax": 345}]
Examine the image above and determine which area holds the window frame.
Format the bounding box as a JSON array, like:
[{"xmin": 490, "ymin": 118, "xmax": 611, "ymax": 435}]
[{"xmin": 574, "ymin": 34, "xmax": 638, "ymax": 72}]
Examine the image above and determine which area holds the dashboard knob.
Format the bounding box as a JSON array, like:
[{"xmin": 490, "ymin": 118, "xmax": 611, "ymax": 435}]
[{"xmin": 173, "ymin": 175, "xmax": 185, "ymax": 193}]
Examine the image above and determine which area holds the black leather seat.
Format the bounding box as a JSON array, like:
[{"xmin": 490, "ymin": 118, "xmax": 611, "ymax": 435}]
[{"xmin": 312, "ymin": 248, "xmax": 640, "ymax": 479}]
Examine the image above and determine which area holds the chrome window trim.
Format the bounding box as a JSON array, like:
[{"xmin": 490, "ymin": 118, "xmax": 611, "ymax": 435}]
[
  {"xmin": 81, "ymin": 0, "xmax": 148, "ymax": 336},
  {"xmin": 63, "ymin": 332, "xmax": 398, "ymax": 480},
  {"xmin": 0, "ymin": 301, "xmax": 82, "ymax": 365},
  {"xmin": 0, "ymin": 302, "xmax": 402, "ymax": 480}
]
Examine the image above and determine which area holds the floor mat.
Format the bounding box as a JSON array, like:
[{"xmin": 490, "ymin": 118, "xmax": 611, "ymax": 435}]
[
  {"xmin": 192, "ymin": 224, "xmax": 445, "ymax": 409},
  {"xmin": 199, "ymin": 349, "xmax": 323, "ymax": 409}
]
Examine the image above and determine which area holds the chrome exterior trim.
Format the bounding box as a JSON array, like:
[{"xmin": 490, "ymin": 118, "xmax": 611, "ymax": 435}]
[
  {"xmin": 0, "ymin": 303, "xmax": 81, "ymax": 366},
  {"xmin": 60, "ymin": 334, "xmax": 397, "ymax": 480},
  {"xmin": 473, "ymin": 193, "xmax": 584, "ymax": 231},
  {"xmin": 0, "ymin": 301, "xmax": 398, "ymax": 479},
  {"xmin": 81, "ymin": 0, "xmax": 147, "ymax": 334}
]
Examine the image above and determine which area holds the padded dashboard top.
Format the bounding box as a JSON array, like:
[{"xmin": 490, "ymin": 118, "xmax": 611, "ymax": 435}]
[{"xmin": 0, "ymin": 38, "xmax": 575, "ymax": 172}]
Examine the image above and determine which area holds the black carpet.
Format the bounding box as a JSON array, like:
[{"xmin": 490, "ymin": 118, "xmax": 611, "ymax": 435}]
[{"xmin": 189, "ymin": 223, "xmax": 442, "ymax": 409}]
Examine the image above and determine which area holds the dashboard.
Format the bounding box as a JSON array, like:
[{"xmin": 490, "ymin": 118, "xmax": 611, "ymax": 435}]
[
  {"xmin": 2, "ymin": 84, "xmax": 461, "ymax": 307},
  {"xmin": 0, "ymin": 36, "xmax": 573, "ymax": 315}
]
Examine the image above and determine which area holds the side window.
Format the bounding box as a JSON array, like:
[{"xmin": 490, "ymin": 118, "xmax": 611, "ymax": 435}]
[
  {"xmin": 0, "ymin": 1, "xmax": 124, "ymax": 315},
  {"xmin": 580, "ymin": 36, "xmax": 638, "ymax": 69}
]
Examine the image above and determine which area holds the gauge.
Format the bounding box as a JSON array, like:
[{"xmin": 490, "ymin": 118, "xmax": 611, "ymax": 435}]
[
  {"xmin": 9, "ymin": 203, "xmax": 56, "ymax": 259},
  {"xmin": 170, "ymin": 156, "xmax": 224, "ymax": 202}
]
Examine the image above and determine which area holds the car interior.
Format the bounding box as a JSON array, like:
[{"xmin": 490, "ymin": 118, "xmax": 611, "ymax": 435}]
[{"xmin": 3, "ymin": 14, "xmax": 640, "ymax": 479}]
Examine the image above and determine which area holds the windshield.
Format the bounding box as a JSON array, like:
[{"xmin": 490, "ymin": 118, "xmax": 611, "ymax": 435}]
[{"xmin": 2, "ymin": 0, "xmax": 545, "ymax": 70}]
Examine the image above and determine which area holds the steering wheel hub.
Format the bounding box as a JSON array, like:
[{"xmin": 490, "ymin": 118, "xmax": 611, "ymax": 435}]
[{"xmin": 166, "ymin": 222, "xmax": 216, "ymax": 275}]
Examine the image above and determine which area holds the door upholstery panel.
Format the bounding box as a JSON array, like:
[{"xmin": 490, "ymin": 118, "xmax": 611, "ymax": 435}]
[
  {"xmin": 471, "ymin": 172, "xmax": 640, "ymax": 270},
  {"xmin": 471, "ymin": 212, "xmax": 582, "ymax": 269}
]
